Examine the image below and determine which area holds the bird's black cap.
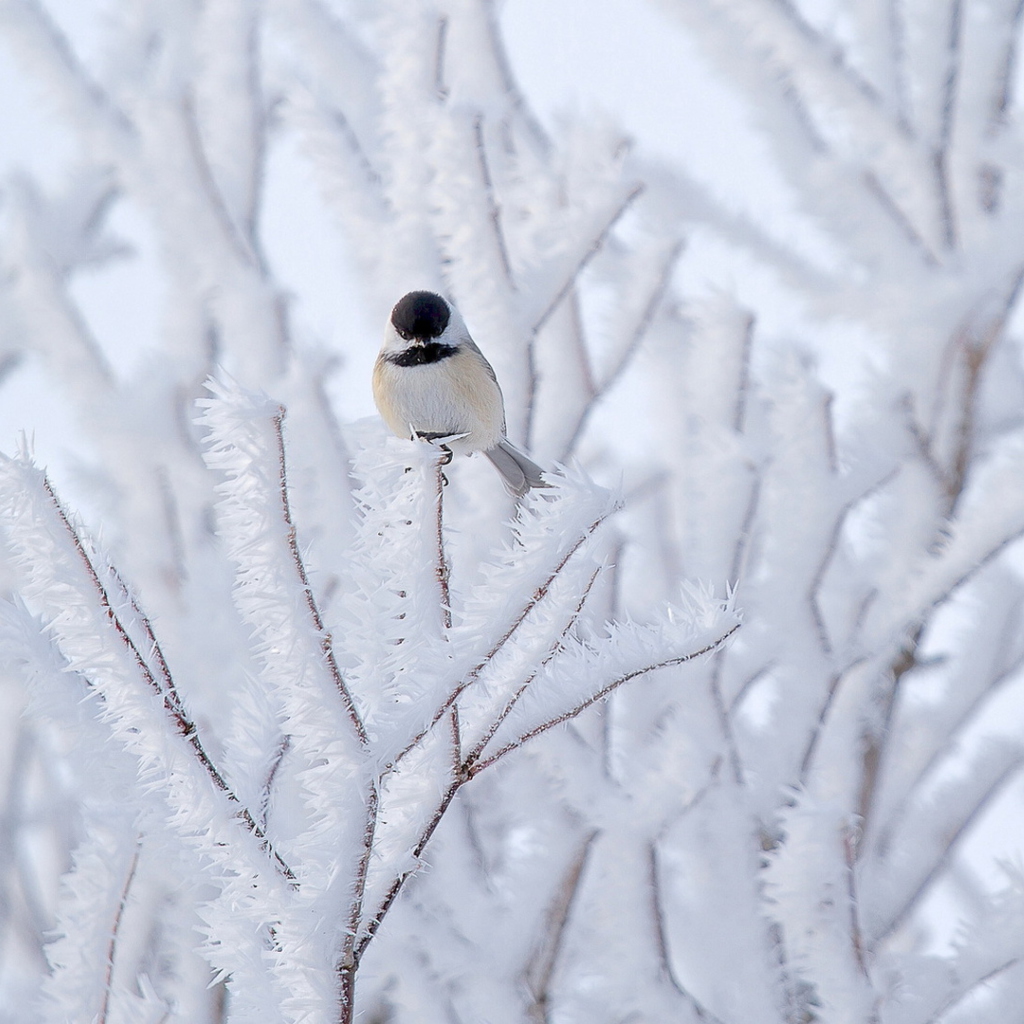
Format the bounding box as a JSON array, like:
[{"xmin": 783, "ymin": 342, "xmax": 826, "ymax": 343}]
[{"xmin": 391, "ymin": 291, "xmax": 451, "ymax": 341}]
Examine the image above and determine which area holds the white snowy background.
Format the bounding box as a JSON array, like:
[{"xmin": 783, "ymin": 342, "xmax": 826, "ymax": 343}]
[{"xmin": 2, "ymin": 0, "xmax": 1024, "ymax": 1022}]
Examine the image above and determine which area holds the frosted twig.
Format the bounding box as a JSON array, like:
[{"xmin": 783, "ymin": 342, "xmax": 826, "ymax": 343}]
[
  {"xmin": 478, "ymin": 0, "xmax": 549, "ymax": 151},
  {"xmin": 471, "ymin": 624, "xmax": 741, "ymax": 773},
  {"xmin": 271, "ymin": 410, "xmax": 369, "ymax": 746},
  {"xmin": 338, "ymin": 781, "xmax": 379, "ymax": 1018},
  {"xmin": 874, "ymin": 615, "xmax": 1024, "ymax": 860},
  {"xmin": 392, "ymin": 511, "xmax": 612, "ymax": 766},
  {"xmin": 799, "ymin": 658, "xmax": 868, "ymax": 784},
  {"xmin": 259, "ymin": 735, "xmax": 291, "ymax": 830},
  {"xmin": 41, "ymin": 475, "xmax": 296, "ymax": 883},
  {"xmin": 901, "ymin": 393, "xmax": 945, "ymax": 485},
  {"xmin": 871, "ymin": 755, "xmax": 1024, "ymax": 946},
  {"xmin": 525, "ymin": 830, "xmax": 599, "ymax": 1024},
  {"xmin": 732, "ymin": 313, "xmax": 755, "ymax": 434},
  {"xmin": 989, "ymin": 0, "xmax": 1024, "ymax": 130},
  {"xmin": 359, "ymin": 623, "xmax": 741, "ymax": 973},
  {"xmin": 921, "ymin": 958, "xmax": 1022, "ymax": 1024},
  {"xmin": 946, "ymin": 270, "xmax": 1024, "ymax": 513},
  {"xmin": 354, "ymin": 775, "xmax": 463, "ymax": 963},
  {"xmin": 464, "ymin": 566, "xmax": 602, "ymax": 770},
  {"xmin": 842, "ymin": 823, "xmax": 868, "ymax": 978},
  {"xmin": 649, "ymin": 841, "xmax": 727, "ymax": 1022},
  {"xmin": 862, "ymin": 169, "xmax": 939, "ymax": 265},
  {"xmin": 0, "ymin": 726, "xmax": 48, "ymax": 969},
  {"xmin": 856, "ymin": 506, "xmax": 1024, "ymax": 839},
  {"xmin": 933, "ymin": 0, "xmax": 962, "ymax": 251},
  {"xmin": 0, "ymin": 0, "xmax": 134, "ymax": 144},
  {"xmin": 434, "ymin": 16, "xmax": 449, "ymax": 99},
  {"xmin": 433, "ymin": 457, "xmax": 452, "ymax": 631},
  {"xmin": 531, "ymin": 185, "xmax": 644, "ymax": 338},
  {"xmin": 181, "ymin": 92, "xmax": 261, "ymax": 271},
  {"xmin": 474, "ymin": 115, "xmax": 515, "ymax": 287},
  {"xmin": 887, "ymin": 0, "xmax": 912, "ymax": 132},
  {"xmin": 728, "ymin": 471, "xmax": 761, "ymax": 587},
  {"xmin": 808, "ymin": 469, "xmax": 899, "ymax": 658},
  {"xmin": 708, "ymin": 645, "xmax": 744, "ymax": 786},
  {"xmin": 773, "ymin": 0, "xmax": 889, "ymax": 112},
  {"xmin": 98, "ymin": 842, "xmax": 141, "ymax": 1024},
  {"xmin": 857, "ymin": 625, "xmax": 923, "ymax": 836},
  {"xmin": 559, "ymin": 240, "xmax": 682, "ymax": 460}
]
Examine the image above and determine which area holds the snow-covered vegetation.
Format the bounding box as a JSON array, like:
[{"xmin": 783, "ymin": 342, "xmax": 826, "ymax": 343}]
[{"xmin": 2, "ymin": 1, "xmax": 1024, "ymax": 1021}]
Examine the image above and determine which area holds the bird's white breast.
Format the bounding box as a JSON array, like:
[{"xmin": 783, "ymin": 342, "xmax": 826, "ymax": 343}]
[{"xmin": 373, "ymin": 347, "xmax": 505, "ymax": 453}]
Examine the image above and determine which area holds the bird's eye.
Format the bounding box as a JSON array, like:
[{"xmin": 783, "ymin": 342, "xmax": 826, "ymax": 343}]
[{"xmin": 395, "ymin": 327, "xmax": 413, "ymax": 341}]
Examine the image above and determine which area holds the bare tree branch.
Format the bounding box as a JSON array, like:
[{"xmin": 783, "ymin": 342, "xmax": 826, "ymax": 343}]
[
  {"xmin": 271, "ymin": 410, "xmax": 369, "ymax": 747},
  {"xmin": 98, "ymin": 841, "xmax": 141, "ymax": 1024},
  {"xmin": 474, "ymin": 115, "xmax": 515, "ymax": 287},
  {"xmin": 471, "ymin": 624, "xmax": 741, "ymax": 774},
  {"xmin": 871, "ymin": 755, "xmax": 1024, "ymax": 947},
  {"xmin": 41, "ymin": 474, "xmax": 297, "ymax": 884},
  {"xmin": 392, "ymin": 510, "xmax": 612, "ymax": 767},
  {"xmin": 525, "ymin": 830, "xmax": 599, "ymax": 1024}
]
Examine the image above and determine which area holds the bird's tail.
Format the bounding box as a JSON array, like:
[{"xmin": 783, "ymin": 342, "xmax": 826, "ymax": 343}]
[{"xmin": 485, "ymin": 438, "xmax": 549, "ymax": 497}]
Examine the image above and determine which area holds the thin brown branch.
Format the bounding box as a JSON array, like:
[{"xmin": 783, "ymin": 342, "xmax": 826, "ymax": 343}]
[
  {"xmin": 41, "ymin": 475, "xmax": 296, "ymax": 884},
  {"xmin": 480, "ymin": 0, "xmax": 550, "ymax": 152},
  {"xmin": 180, "ymin": 92, "xmax": 261, "ymax": 272},
  {"xmin": 733, "ymin": 314, "xmax": 755, "ymax": 434},
  {"xmin": 471, "ymin": 624, "xmax": 741, "ymax": 774},
  {"xmin": 773, "ymin": 0, "xmax": 891, "ymax": 115},
  {"xmin": 923, "ymin": 957, "xmax": 1022, "ymax": 1024},
  {"xmin": 5, "ymin": 0, "xmax": 135, "ymax": 143},
  {"xmin": 337, "ymin": 781, "xmax": 380, "ymax": 1022},
  {"xmin": 989, "ymin": 0, "xmax": 1024, "ymax": 131},
  {"xmin": 649, "ymin": 841, "xmax": 727, "ymax": 1022},
  {"xmin": 871, "ymin": 755, "xmax": 1024, "ymax": 947},
  {"xmin": 708, "ymin": 645, "xmax": 744, "ymax": 787},
  {"xmin": 863, "ymin": 169, "xmax": 939, "ymax": 266},
  {"xmin": 259, "ymin": 735, "xmax": 291, "ymax": 830},
  {"xmin": 434, "ymin": 458, "xmax": 452, "ymax": 631},
  {"xmin": 354, "ymin": 774, "xmax": 464, "ymax": 965},
  {"xmin": 933, "ymin": 0, "xmax": 962, "ymax": 251},
  {"xmin": 358, "ymin": 625, "xmax": 738, "ymax": 976},
  {"xmin": 465, "ymin": 566, "xmax": 602, "ymax": 769},
  {"xmin": 843, "ymin": 824, "xmax": 869, "ymax": 979},
  {"xmin": 392, "ymin": 511, "xmax": 612, "ymax": 767},
  {"xmin": 98, "ymin": 841, "xmax": 141, "ymax": 1024},
  {"xmin": 434, "ymin": 16, "xmax": 449, "ymax": 100},
  {"xmin": 946, "ymin": 272, "xmax": 1024, "ymax": 515},
  {"xmin": 887, "ymin": 0, "xmax": 912, "ymax": 133},
  {"xmin": 856, "ymin": 624, "xmax": 923, "ymax": 839},
  {"xmin": 874, "ymin": 612, "xmax": 1024, "ymax": 860},
  {"xmin": 729, "ymin": 470, "xmax": 761, "ymax": 587},
  {"xmin": 901, "ymin": 392, "xmax": 946, "ymax": 486},
  {"xmin": 525, "ymin": 830, "xmax": 599, "ymax": 1023},
  {"xmin": 531, "ymin": 185, "xmax": 645, "ymax": 338},
  {"xmin": 799, "ymin": 658, "xmax": 868, "ymax": 784},
  {"xmin": 559, "ymin": 240, "xmax": 682, "ymax": 460},
  {"xmin": 0, "ymin": 726, "xmax": 49, "ymax": 970},
  {"xmin": 809, "ymin": 469, "xmax": 900, "ymax": 658},
  {"xmin": 271, "ymin": 410, "xmax": 369, "ymax": 747},
  {"xmin": 449, "ymin": 706, "xmax": 462, "ymax": 771},
  {"xmin": 474, "ymin": 115, "xmax": 515, "ymax": 287}
]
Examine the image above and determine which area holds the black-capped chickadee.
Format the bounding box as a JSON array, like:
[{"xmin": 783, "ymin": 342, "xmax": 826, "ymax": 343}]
[{"xmin": 373, "ymin": 291, "xmax": 548, "ymax": 496}]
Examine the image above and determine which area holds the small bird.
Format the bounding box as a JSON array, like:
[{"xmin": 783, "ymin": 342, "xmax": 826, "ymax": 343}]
[{"xmin": 373, "ymin": 291, "xmax": 548, "ymax": 496}]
